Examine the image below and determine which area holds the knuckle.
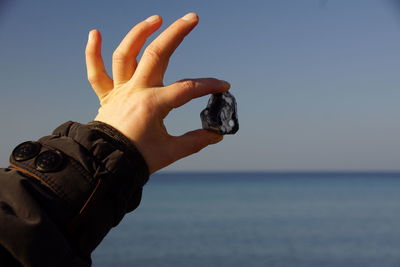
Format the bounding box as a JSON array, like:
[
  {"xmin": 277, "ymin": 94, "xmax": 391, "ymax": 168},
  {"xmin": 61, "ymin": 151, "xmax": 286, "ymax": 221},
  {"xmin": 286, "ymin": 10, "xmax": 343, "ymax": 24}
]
[
  {"xmin": 189, "ymin": 135, "xmax": 207, "ymax": 153},
  {"xmin": 112, "ymin": 50, "xmax": 127, "ymax": 62},
  {"xmin": 87, "ymin": 73, "xmax": 103, "ymax": 85},
  {"xmin": 85, "ymin": 44, "xmax": 100, "ymax": 57},
  {"xmin": 134, "ymin": 22, "xmax": 151, "ymax": 34},
  {"xmin": 192, "ymin": 144, "xmax": 203, "ymax": 154},
  {"xmin": 85, "ymin": 48, "xmax": 98, "ymax": 57},
  {"xmin": 145, "ymin": 45, "xmax": 163, "ymax": 61},
  {"xmin": 192, "ymin": 141, "xmax": 205, "ymax": 154},
  {"xmin": 179, "ymin": 79, "xmax": 196, "ymax": 90}
]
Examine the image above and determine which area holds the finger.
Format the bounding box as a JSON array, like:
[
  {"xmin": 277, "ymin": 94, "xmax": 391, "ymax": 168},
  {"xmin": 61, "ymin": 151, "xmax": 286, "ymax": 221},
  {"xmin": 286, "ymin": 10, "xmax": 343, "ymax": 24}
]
[
  {"xmin": 112, "ymin": 15, "xmax": 162, "ymax": 86},
  {"xmin": 133, "ymin": 12, "xmax": 199, "ymax": 87},
  {"xmin": 85, "ymin": 30, "xmax": 113, "ymax": 98},
  {"xmin": 169, "ymin": 129, "xmax": 223, "ymax": 162},
  {"xmin": 160, "ymin": 78, "xmax": 230, "ymax": 110}
]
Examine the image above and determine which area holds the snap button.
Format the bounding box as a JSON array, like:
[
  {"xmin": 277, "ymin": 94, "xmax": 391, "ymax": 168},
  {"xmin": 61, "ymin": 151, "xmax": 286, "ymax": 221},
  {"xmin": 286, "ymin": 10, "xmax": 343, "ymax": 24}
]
[
  {"xmin": 12, "ymin": 141, "xmax": 42, "ymax": 161},
  {"xmin": 35, "ymin": 150, "xmax": 64, "ymax": 172}
]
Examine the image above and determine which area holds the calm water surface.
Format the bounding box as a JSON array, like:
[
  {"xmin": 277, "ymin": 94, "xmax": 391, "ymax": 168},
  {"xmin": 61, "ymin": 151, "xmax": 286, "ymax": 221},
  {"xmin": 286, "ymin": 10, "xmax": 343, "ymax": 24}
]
[{"xmin": 92, "ymin": 172, "xmax": 400, "ymax": 267}]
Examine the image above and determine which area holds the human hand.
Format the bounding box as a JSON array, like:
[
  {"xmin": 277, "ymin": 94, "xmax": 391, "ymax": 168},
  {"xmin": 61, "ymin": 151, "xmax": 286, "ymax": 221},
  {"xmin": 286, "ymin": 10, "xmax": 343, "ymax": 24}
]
[{"xmin": 85, "ymin": 13, "xmax": 230, "ymax": 174}]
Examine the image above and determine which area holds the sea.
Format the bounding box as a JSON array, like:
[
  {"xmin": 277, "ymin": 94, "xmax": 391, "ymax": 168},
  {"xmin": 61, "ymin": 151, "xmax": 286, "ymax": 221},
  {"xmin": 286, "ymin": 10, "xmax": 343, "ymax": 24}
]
[{"xmin": 92, "ymin": 172, "xmax": 400, "ymax": 267}]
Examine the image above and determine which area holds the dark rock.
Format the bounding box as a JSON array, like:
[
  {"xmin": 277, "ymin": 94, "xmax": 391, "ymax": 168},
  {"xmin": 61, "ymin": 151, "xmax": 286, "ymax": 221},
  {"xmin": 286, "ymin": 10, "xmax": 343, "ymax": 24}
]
[{"xmin": 200, "ymin": 91, "xmax": 239, "ymax": 135}]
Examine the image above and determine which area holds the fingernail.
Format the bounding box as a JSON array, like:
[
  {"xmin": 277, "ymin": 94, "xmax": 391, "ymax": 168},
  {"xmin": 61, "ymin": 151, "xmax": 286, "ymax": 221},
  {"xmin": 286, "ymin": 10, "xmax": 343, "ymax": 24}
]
[
  {"xmin": 88, "ymin": 30, "xmax": 94, "ymax": 41},
  {"xmin": 220, "ymin": 80, "xmax": 231, "ymax": 89},
  {"xmin": 210, "ymin": 134, "xmax": 224, "ymax": 144},
  {"xmin": 182, "ymin": 12, "xmax": 198, "ymax": 21},
  {"xmin": 145, "ymin": 15, "xmax": 160, "ymax": 23}
]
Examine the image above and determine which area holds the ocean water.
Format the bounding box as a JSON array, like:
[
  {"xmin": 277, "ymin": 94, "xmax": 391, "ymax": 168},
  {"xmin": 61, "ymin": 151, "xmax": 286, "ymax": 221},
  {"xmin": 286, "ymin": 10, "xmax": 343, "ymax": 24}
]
[{"xmin": 92, "ymin": 172, "xmax": 400, "ymax": 267}]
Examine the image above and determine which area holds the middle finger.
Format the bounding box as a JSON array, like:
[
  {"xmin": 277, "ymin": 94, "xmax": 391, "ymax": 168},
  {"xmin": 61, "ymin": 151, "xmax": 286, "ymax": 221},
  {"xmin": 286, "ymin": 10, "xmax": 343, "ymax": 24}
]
[{"xmin": 132, "ymin": 13, "xmax": 199, "ymax": 87}]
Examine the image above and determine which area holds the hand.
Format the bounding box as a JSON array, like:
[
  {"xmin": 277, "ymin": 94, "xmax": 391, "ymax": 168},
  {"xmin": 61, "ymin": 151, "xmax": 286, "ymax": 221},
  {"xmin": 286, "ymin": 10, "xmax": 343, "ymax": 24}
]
[{"xmin": 85, "ymin": 13, "xmax": 229, "ymax": 174}]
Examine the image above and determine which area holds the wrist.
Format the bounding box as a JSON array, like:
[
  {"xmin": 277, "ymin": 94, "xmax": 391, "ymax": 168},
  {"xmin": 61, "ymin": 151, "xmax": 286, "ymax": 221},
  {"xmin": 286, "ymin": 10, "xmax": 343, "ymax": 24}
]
[{"xmin": 87, "ymin": 121, "xmax": 137, "ymax": 155}]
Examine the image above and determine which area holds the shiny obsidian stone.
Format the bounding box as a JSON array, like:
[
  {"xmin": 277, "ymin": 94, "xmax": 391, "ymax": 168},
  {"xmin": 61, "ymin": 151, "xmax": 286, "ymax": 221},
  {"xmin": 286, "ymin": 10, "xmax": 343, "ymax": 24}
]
[
  {"xmin": 200, "ymin": 91, "xmax": 239, "ymax": 135},
  {"xmin": 12, "ymin": 141, "xmax": 42, "ymax": 161},
  {"xmin": 35, "ymin": 150, "xmax": 64, "ymax": 173}
]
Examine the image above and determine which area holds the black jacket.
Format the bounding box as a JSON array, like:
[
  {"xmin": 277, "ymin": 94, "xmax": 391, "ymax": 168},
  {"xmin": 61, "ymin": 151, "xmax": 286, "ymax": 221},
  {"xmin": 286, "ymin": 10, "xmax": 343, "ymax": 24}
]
[{"xmin": 0, "ymin": 121, "xmax": 149, "ymax": 266}]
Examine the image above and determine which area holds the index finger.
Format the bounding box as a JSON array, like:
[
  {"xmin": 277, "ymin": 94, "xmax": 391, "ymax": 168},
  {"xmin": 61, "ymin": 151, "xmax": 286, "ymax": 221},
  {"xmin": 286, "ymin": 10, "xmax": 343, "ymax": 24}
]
[
  {"xmin": 160, "ymin": 78, "xmax": 231, "ymax": 110},
  {"xmin": 132, "ymin": 13, "xmax": 199, "ymax": 87}
]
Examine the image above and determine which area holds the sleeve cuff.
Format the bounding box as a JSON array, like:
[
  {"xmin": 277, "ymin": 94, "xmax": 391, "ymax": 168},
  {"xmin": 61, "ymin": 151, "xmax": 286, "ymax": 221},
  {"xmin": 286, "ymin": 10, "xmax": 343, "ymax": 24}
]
[{"xmin": 9, "ymin": 121, "xmax": 150, "ymax": 257}]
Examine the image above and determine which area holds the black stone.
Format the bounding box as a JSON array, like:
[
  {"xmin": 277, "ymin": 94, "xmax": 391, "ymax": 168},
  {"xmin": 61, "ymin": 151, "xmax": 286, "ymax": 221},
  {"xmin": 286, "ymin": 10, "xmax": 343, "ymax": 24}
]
[{"xmin": 200, "ymin": 91, "xmax": 239, "ymax": 135}]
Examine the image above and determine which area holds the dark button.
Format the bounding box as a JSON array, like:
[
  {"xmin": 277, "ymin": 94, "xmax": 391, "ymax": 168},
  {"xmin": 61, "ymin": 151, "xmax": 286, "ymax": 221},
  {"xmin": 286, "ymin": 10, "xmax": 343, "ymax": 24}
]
[
  {"xmin": 12, "ymin": 141, "xmax": 42, "ymax": 161},
  {"xmin": 35, "ymin": 150, "xmax": 64, "ymax": 172}
]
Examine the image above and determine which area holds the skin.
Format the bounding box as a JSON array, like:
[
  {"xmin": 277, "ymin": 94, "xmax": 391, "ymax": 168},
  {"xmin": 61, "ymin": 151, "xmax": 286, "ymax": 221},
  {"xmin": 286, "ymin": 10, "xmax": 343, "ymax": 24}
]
[{"xmin": 85, "ymin": 13, "xmax": 230, "ymax": 174}]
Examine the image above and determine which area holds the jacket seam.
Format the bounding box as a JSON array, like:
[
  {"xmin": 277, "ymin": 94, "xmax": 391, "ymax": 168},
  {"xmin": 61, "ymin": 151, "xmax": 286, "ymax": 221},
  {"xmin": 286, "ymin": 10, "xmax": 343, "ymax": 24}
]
[
  {"xmin": 8, "ymin": 165, "xmax": 57, "ymax": 195},
  {"xmin": 11, "ymin": 160, "xmax": 71, "ymax": 203}
]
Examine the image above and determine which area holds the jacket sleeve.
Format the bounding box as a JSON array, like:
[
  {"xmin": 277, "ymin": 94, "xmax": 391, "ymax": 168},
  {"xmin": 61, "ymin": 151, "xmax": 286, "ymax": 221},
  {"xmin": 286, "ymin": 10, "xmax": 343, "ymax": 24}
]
[{"xmin": 0, "ymin": 121, "xmax": 149, "ymax": 267}]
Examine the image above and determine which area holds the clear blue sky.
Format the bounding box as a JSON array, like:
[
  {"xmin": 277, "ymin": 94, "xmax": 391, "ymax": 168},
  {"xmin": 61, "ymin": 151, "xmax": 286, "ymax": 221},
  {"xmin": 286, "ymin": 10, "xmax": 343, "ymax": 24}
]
[{"xmin": 1, "ymin": 0, "xmax": 400, "ymax": 171}]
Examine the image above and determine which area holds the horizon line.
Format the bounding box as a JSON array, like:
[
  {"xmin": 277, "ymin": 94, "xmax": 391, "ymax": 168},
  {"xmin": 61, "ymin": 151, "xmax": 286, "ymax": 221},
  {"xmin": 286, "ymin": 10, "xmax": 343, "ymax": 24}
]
[{"xmin": 157, "ymin": 170, "xmax": 400, "ymax": 174}]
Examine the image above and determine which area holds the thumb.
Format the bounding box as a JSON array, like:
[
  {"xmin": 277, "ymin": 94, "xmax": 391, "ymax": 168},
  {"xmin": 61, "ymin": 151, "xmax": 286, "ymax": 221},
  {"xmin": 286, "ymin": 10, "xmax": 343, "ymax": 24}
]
[{"xmin": 170, "ymin": 129, "xmax": 223, "ymax": 161}]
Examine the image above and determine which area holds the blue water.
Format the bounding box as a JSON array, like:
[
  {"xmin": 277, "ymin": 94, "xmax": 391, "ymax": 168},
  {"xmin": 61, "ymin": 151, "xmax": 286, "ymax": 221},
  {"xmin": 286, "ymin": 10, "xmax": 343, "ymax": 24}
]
[{"xmin": 92, "ymin": 172, "xmax": 400, "ymax": 267}]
